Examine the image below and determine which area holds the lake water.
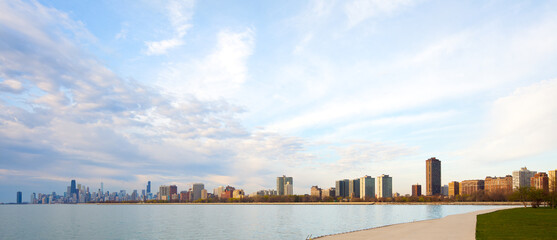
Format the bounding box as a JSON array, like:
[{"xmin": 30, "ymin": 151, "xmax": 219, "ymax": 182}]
[{"xmin": 0, "ymin": 204, "xmax": 505, "ymax": 239}]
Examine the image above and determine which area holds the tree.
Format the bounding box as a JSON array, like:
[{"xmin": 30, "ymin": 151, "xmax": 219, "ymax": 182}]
[{"xmin": 510, "ymin": 187, "xmax": 531, "ymax": 207}]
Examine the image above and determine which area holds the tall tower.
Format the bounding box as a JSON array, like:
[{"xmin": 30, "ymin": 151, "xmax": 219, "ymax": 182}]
[
  {"xmin": 17, "ymin": 191, "xmax": 22, "ymax": 204},
  {"xmin": 277, "ymin": 175, "xmax": 293, "ymax": 196},
  {"xmin": 426, "ymin": 157, "xmax": 441, "ymax": 196},
  {"xmin": 377, "ymin": 174, "xmax": 392, "ymax": 198},
  {"xmin": 147, "ymin": 181, "xmax": 151, "ymax": 194}
]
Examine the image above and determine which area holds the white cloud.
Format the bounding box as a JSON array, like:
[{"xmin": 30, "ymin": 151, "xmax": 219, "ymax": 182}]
[
  {"xmin": 144, "ymin": 0, "xmax": 194, "ymax": 55},
  {"xmin": 461, "ymin": 79, "xmax": 557, "ymax": 162},
  {"xmin": 0, "ymin": 79, "xmax": 24, "ymax": 93},
  {"xmin": 158, "ymin": 28, "xmax": 255, "ymax": 100},
  {"xmin": 344, "ymin": 0, "xmax": 415, "ymax": 28}
]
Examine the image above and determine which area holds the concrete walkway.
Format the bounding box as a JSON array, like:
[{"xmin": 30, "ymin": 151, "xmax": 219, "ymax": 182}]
[{"xmin": 316, "ymin": 207, "xmax": 516, "ymax": 240}]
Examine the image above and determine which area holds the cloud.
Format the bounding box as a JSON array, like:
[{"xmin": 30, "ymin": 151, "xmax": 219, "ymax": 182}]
[
  {"xmin": 0, "ymin": 79, "xmax": 24, "ymax": 93},
  {"xmin": 144, "ymin": 0, "xmax": 194, "ymax": 55},
  {"xmin": 157, "ymin": 28, "xmax": 255, "ymax": 100},
  {"xmin": 461, "ymin": 79, "xmax": 557, "ymax": 162},
  {"xmin": 344, "ymin": 0, "xmax": 415, "ymax": 28}
]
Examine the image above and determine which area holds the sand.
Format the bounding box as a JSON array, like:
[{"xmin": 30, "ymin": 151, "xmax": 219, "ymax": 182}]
[{"xmin": 315, "ymin": 206, "xmax": 517, "ymax": 240}]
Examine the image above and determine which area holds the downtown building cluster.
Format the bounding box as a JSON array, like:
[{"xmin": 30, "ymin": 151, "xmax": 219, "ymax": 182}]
[{"xmin": 14, "ymin": 158, "xmax": 557, "ymax": 204}]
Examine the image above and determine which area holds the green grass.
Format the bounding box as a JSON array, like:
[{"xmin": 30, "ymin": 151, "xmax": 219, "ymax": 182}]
[{"xmin": 476, "ymin": 207, "xmax": 557, "ymax": 239}]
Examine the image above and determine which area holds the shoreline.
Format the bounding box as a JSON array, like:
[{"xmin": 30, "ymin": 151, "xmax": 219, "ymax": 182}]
[
  {"xmin": 81, "ymin": 201, "xmax": 525, "ymax": 205},
  {"xmin": 314, "ymin": 206, "xmax": 518, "ymax": 239}
]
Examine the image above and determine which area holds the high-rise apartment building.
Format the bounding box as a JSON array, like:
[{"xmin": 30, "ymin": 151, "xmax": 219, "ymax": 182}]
[
  {"xmin": 448, "ymin": 181, "xmax": 459, "ymax": 197},
  {"xmin": 201, "ymin": 189, "xmax": 208, "ymax": 200},
  {"xmin": 17, "ymin": 191, "xmax": 22, "ymax": 204},
  {"xmin": 548, "ymin": 169, "xmax": 557, "ymax": 192},
  {"xmin": 426, "ymin": 157, "xmax": 441, "ymax": 196},
  {"xmin": 192, "ymin": 183, "xmax": 204, "ymax": 201},
  {"xmin": 485, "ymin": 175, "xmax": 513, "ymax": 194},
  {"xmin": 349, "ymin": 178, "xmax": 360, "ymax": 198},
  {"xmin": 322, "ymin": 188, "xmax": 335, "ymax": 198},
  {"xmin": 277, "ymin": 175, "xmax": 293, "ymax": 196},
  {"xmin": 412, "ymin": 184, "xmax": 421, "ymax": 197},
  {"xmin": 147, "ymin": 181, "xmax": 151, "ymax": 194},
  {"xmin": 159, "ymin": 185, "xmax": 170, "ymax": 200},
  {"xmin": 214, "ymin": 186, "xmax": 224, "ymax": 199},
  {"xmin": 531, "ymin": 172, "xmax": 549, "ymax": 192},
  {"xmin": 360, "ymin": 176, "xmax": 375, "ymax": 199},
  {"xmin": 335, "ymin": 179, "xmax": 350, "ymax": 197},
  {"xmin": 512, "ymin": 167, "xmax": 537, "ymax": 190},
  {"xmin": 377, "ymin": 174, "xmax": 392, "ymax": 198},
  {"xmin": 460, "ymin": 180, "xmax": 484, "ymax": 195},
  {"xmin": 310, "ymin": 186, "xmax": 322, "ymax": 198}
]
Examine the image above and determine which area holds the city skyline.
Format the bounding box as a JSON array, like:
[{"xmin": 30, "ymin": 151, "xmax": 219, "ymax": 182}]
[{"xmin": 2, "ymin": 0, "xmax": 557, "ymax": 203}]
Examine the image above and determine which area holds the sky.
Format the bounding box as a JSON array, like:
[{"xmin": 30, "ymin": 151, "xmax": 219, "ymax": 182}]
[{"xmin": 1, "ymin": 0, "xmax": 557, "ymax": 203}]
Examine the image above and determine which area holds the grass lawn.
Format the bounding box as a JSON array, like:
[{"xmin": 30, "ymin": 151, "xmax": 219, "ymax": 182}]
[{"xmin": 476, "ymin": 207, "xmax": 557, "ymax": 239}]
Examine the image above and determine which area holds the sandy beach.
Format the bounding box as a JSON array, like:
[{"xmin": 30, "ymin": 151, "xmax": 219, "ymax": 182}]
[{"xmin": 315, "ymin": 206, "xmax": 518, "ymax": 240}]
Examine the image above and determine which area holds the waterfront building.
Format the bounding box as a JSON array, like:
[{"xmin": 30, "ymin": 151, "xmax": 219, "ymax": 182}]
[
  {"xmin": 147, "ymin": 181, "xmax": 151, "ymax": 195},
  {"xmin": 448, "ymin": 181, "xmax": 459, "ymax": 197},
  {"xmin": 17, "ymin": 191, "xmax": 22, "ymax": 204},
  {"xmin": 359, "ymin": 176, "xmax": 375, "ymax": 199},
  {"xmin": 233, "ymin": 189, "xmax": 245, "ymax": 198},
  {"xmin": 310, "ymin": 186, "xmax": 322, "ymax": 198},
  {"xmin": 335, "ymin": 179, "xmax": 350, "ymax": 197},
  {"xmin": 441, "ymin": 185, "xmax": 448, "ymax": 196},
  {"xmin": 548, "ymin": 169, "xmax": 557, "ymax": 192},
  {"xmin": 322, "ymin": 188, "xmax": 335, "ymax": 198},
  {"xmin": 180, "ymin": 191, "xmax": 190, "ymax": 202},
  {"xmin": 192, "ymin": 183, "xmax": 204, "ymax": 201},
  {"xmin": 255, "ymin": 189, "xmax": 277, "ymax": 196},
  {"xmin": 377, "ymin": 174, "xmax": 393, "ymax": 198},
  {"xmin": 460, "ymin": 180, "xmax": 484, "ymax": 195},
  {"xmin": 412, "ymin": 184, "xmax": 421, "ymax": 197},
  {"xmin": 285, "ymin": 182, "xmax": 293, "ymax": 195},
  {"xmin": 201, "ymin": 189, "xmax": 208, "ymax": 200},
  {"xmin": 349, "ymin": 178, "xmax": 360, "ymax": 198},
  {"xmin": 214, "ymin": 186, "xmax": 224, "ymax": 199},
  {"xmin": 159, "ymin": 185, "xmax": 170, "ymax": 200},
  {"xmin": 221, "ymin": 186, "xmax": 235, "ymax": 199},
  {"xmin": 485, "ymin": 175, "xmax": 513, "ymax": 195},
  {"xmin": 277, "ymin": 175, "xmax": 293, "ymax": 196},
  {"xmin": 512, "ymin": 167, "xmax": 537, "ymax": 190},
  {"xmin": 426, "ymin": 157, "xmax": 441, "ymax": 196},
  {"xmin": 531, "ymin": 172, "xmax": 549, "ymax": 192}
]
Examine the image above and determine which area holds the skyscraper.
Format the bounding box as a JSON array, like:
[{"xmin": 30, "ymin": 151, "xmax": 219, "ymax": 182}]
[
  {"xmin": 377, "ymin": 174, "xmax": 392, "ymax": 198},
  {"xmin": 426, "ymin": 157, "xmax": 441, "ymax": 196},
  {"xmin": 512, "ymin": 167, "xmax": 537, "ymax": 189},
  {"xmin": 531, "ymin": 172, "xmax": 549, "ymax": 192},
  {"xmin": 549, "ymin": 169, "xmax": 557, "ymax": 192},
  {"xmin": 335, "ymin": 179, "xmax": 350, "ymax": 197},
  {"xmin": 359, "ymin": 176, "xmax": 375, "ymax": 199},
  {"xmin": 192, "ymin": 183, "xmax": 204, "ymax": 201},
  {"xmin": 412, "ymin": 184, "xmax": 421, "ymax": 197},
  {"xmin": 17, "ymin": 191, "xmax": 22, "ymax": 204},
  {"xmin": 277, "ymin": 175, "xmax": 293, "ymax": 196},
  {"xmin": 448, "ymin": 181, "xmax": 459, "ymax": 197},
  {"xmin": 349, "ymin": 178, "xmax": 360, "ymax": 198},
  {"xmin": 71, "ymin": 180, "xmax": 77, "ymax": 196},
  {"xmin": 147, "ymin": 181, "xmax": 151, "ymax": 194}
]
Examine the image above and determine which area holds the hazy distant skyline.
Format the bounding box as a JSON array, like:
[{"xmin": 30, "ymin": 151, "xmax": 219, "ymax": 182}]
[{"xmin": 1, "ymin": 0, "xmax": 557, "ymax": 202}]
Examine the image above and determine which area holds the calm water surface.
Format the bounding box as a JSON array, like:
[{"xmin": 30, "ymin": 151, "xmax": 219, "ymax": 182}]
[{"xmin": 0, "ymin": 204, "xmax": 505, "ymax": 239}]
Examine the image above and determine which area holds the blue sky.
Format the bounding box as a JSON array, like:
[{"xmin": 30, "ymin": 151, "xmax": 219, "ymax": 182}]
[{"xmin": 1, "ymin": 0, "xmax": 557, "ymax": 203}]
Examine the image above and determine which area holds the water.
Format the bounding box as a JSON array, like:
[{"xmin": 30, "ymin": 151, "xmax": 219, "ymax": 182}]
[{"xmin": 0, "ymin": 204, "xmax": 506, "ymax": 239}]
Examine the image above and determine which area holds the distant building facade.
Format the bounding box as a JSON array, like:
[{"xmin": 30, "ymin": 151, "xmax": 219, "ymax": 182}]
[
  {"xmin": 485, "ymin": 175, "xmax": 513, "ymax": 195},
  {"xmin": 335, "ymin": 179, "xmax": 350, "ymax": 198},
  {"xmin": 448, "ymin": 181, "xmax": 459, "ymax": 197},
  {"xmin": 17, "ymin": 191, "xmax": 22, "ymax": 204},
  {"xmin": 412, "ymin": 184, "xmax": 422, "ymax": 197},
  {"xmin": 377, "ymin": 174, "xmax": 392, "ymax": 198},
  {"xmin": 360, "ymin": 176, "xmax": 375, "ymax": 199},
  {"xmin": 349, "ymin": 178, "xmax": 360, "ymax": 198},
  {"xmin": 310, "ymin": 186, "xmax": 322, "ymax": 198},
  {"xmin": 460, "ymin": 180, "xmax": 484, "ymax": 195},
  {"xmin": 277, "ymin": 175, "xmax": 293, "ymax": 196},
  {"xmin": 441, "ymin": 185, "xmax": 448, "ymax": 196},
  {"xmin": 192, "ymin": 183, "xmax": 204, "ymax": 201},
  {"xmin": 221, "ymin": 186, "xmax": 235, "ymax": 199},
  {"xmin": 426, "ymin": 157, "xmax": 441, "ymax": 196},
  {"xmin": 512, "ymin": 167, "xmax": 537, "ymax": 190},
  {"xmin": 531, "ymin": 172, "xmax": 549, "ymax": 193},
  {"xmin": 548, "ymin": 169, "xmax": 557, "ymax": 192},
  {"xmin": 322, "ymin": 188, "xmax": 335, "ymax": 198}
]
